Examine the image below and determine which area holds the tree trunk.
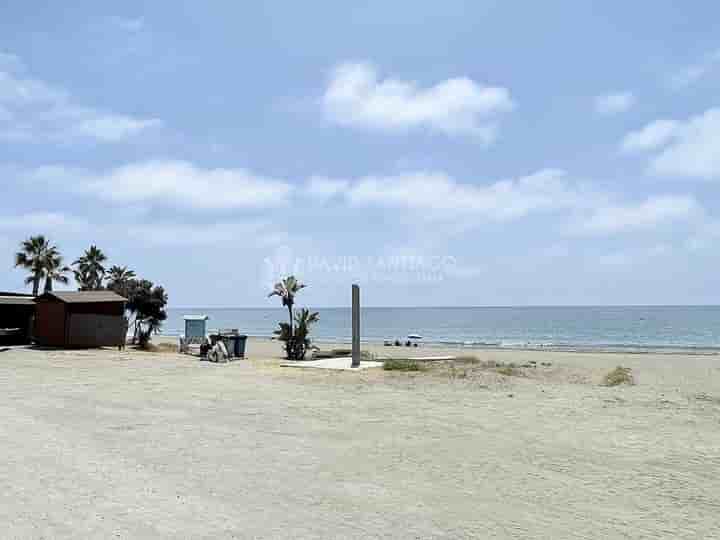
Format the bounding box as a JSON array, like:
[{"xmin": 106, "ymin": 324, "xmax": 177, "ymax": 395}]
[
  {"xmin": 44, "ymin": 277, "xmax": 53, "ymax": 293},
  {"xmin": 287, "ymin": 303, "xmax": 294, "ymax": 337},
  {"xmin": 32, "ymin": 273, "xmax": 40, "ymax": 296},
  {"xmin": 286, "ymin": 303, "xmax": 295, "ymax": 359}
]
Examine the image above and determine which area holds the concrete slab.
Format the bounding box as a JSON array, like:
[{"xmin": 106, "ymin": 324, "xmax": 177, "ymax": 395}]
[{"xmin": 280, "ymin": 357, "xmax": 383, "ymax": 370}]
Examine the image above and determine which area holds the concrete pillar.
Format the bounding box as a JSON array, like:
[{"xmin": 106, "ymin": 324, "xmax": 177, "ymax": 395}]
[{"xmin": 351, "ymin": 284, "xmax": 360, "ymax": 368}]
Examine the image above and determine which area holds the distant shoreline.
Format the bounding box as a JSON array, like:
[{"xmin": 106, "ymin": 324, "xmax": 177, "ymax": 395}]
[
  {"xmin": 161, "ymin": 305, "xmax": 720, "ymax": 355},
  {"xmin": 156, "ymin": 334, "xmax": 720, "ymax": 356}
]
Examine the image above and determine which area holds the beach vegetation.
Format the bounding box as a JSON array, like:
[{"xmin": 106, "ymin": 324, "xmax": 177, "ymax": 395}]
[
  {"xmin": 383, "ymin": 358, "xmax": 425, "ymax": 371},
  {"xmin": 73, "ymin": 245, "xmax": 108, "ymax": 290},
  {"xmin": 453, "ymin": 355, "xmax": 480, "ymax": 364},
  {"xmin": 269, "ymin": 275, "xmax": 305, "ymax": 335},
  {"xmin": 274, "ymin": 307, "xmax": 319, "ymax": 360},
  {"xmin": 269, "ymin": 276, "xmax": 319, "ymax": 360},
  {"xmin": 105, "ymin": 265, "xmax": 136, "ymax": 297},
  {"xmin": 136, "ymin": 342, "xmax": 177, "ymax": 354},
  {"xmin": 448, "ymin": 364, "xmax": 469, "ymax": 379},
  {"xmin": 41, "ymin": 250, "xmax": 71, "ymax": 293},
  {"xmin": 496, "ymin": 365, "xmax": 521, "ymax": 377},
  {"xmin": 125, "ymin": 279, "xmax": 168, "ymax": 349},
  {"xmin": 602, "ymin": 366, "xmax": 635, "ymax": 387},
  {"xmin": 14, "ymin": 235, "xmax": 65, "ymax": 296}
]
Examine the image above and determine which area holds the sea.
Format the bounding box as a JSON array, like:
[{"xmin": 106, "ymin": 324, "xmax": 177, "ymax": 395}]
[{"xmin": 163, "ymin": 306, "xmax": 720, "ymax": 354}]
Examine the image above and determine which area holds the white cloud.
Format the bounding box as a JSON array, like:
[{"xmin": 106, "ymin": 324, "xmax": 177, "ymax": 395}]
[
  {"xmin": 66, "ymin": 113, "xmax": 160, "ymax": 142},
  {"xmin": 669, "ymin": 49, "xmax": 720, "ymax": 89},
  {"xmin": 621, "ymin": 119, "xmax": 679, "ymax": 153},
  {"xmin": 0, "ymin": 212, "xmax": 89, "ymax": 233},
  {"xmin": 337, "ymin": 169, "xmax": 597, "ymax": 222},
  {"xmin": 304, "ymin": 176, "xmax": 350, "ymax": 202},
  {"xmin": 649, "ymin": 109, "xmax": 720, "ymax": 179},
  {"xmin": 0, "ymin": 210, "xmax": 286, "ymax": 251},
  {"xmin": 126, "ymin": 221, "xmax": 287, "ymax": 247},
  {"xmin": 573, "ymin": 195, "xmax": 701, "ymax": 235},
  {"xmin": 25, "ymin": 160, "xmax": 293, "ymax": 210},
  {"xmin": 305, "ymin": 168, "xmax": 702, "ymax": 238},
  {"xmin": 594, "ymin": 92, "xmax": 636, "ymax": 115},
  {"xmin": 596, "ymin": 245, "xmax": 671, "ymax": 267},
  {"xmin": 0, "ymin": 52, "xmax": 160, "ymax": 142},
  {"xmin": 623, "ymin": 108, "xmax": 720, "ymax": 179},
  {"xmin": 589, "ymin": 244, "xmax": 673, "ymax": 267},
  {"xmin": 322, "ymin": 61, "xmax": 513, "ymax": 141}
]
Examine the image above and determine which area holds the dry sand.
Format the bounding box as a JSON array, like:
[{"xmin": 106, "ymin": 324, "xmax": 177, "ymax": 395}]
[{"xmin": 1, "ymin": 337, "xmax": 720, "ymax": 539}]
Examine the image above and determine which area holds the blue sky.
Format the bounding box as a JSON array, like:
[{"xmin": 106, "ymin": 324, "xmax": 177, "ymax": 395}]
[{"xmin": 2, "ymin": 1, "xmax": 720, "ymax": 307}]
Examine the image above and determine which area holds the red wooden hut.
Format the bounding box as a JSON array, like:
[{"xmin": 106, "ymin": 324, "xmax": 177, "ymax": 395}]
[{"xmin": 34, "ymin": 291, "xmax": 127, "ymax": 348}]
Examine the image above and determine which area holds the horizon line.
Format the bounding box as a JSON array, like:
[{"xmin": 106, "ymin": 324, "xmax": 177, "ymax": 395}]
[{"xmin": 167, "ymin": 304, "xmax": 720, "ymax": 309}]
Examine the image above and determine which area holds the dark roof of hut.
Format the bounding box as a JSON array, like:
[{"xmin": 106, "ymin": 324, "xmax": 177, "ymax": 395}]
[
  {"xmin": 0, "ymin": 295, "xmax": 36, "ymax": 306},
  {"xmin": 36, "ymin": 291, "xmax": 127, "ymax": 304}
]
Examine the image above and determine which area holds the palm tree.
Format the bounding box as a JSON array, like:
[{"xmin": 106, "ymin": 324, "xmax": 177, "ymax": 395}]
[
  {"xmin": 268, "ymin": 276, "xmax": 306, "ymax": 337},
  {"xmin": 273, "ymin": 307, "xmax": 319, "ymax": 360},
  {"xmin": 42, "ymin": 248, "xmax": 71, "ymax": 293},
  {"xmin": 14, "ymin": 235, "xmax": 52, "ymax": 295},
  {"xmin": 105, "ymin": 265, "xmax": 136, "ymax": 296},
  {"xmin": 73, "ymin": 245, "xmax": 107, "ymax": 290},
  {"xmin": 293, "ymin": 308, "xmax": 319, "ymax": 359}
]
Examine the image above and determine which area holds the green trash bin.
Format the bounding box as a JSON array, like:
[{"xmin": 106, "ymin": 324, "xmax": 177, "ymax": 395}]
[
  {"xmin": 216, "ymin": 334, "xmax": 247, "ymax": 358},
  {"xmin": 235, "ymin": 335, "xmax": 247, "ymax": 358}
]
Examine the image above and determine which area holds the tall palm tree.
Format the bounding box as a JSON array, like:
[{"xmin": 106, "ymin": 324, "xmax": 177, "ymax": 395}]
[
  {"xmin": 42, "ymin": 248, "xmax": 71, "ymax": 293},
  {"xmin": 14, "ymin": 235, "xmax": 52, "ymax": 295},
  {"xmin": 268, "ymin": 275, "xmax": 306, "ymax": 336},
  {"xmin": 105, "ymin": 265, "xmax": 136, "ymax": 296},
  {"xmin": 73, "ymin": 245, "xmax": 107, "ymax": 290}
]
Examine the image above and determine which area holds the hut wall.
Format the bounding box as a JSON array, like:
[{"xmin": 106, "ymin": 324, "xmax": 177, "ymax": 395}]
[
  {"xmin": 66, "ymin": 313, "xmax": 124, "ymax": 347},
  {"xmin": 35, "ymin": 301, "xmax": 67, "ymax": 347},
  {"xmin": 68, "ymin": 302, "xmax": 125, "ymax": 316}
]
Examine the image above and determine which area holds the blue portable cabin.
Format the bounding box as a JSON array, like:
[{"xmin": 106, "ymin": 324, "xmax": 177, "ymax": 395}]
[{"xmin": 183, "ymin": 315, "xmax": 209, "ymax": 341}]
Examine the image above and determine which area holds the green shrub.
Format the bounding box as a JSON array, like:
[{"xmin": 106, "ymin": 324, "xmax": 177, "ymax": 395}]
[
  {"xmin": 496, "ymin": 365, "xmax": 521, "ymax": 377},
  {"xmin": 602, "ymin": 366, "xmax": 635, "ymax": 386},
  {"xmin": 454, "ymin": 355, "xmax": 479, "ymax": 364},
  {"xmin": 383, "ymin": 358, "xmax": 425, "ymax": 371}
]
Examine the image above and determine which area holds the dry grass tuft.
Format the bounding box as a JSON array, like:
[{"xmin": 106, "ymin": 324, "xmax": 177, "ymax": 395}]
[
  {"xmin": 134, "ymin": 342, "xmax": 178, "ymax": 354},
  {"xmin": 383, "ymin": 358, "xmax": 425, "ymax": 372},
  {"xmin": 496, "ymin": 365, "xmax": 522, "ymax": 377},
  {"xmin": 448, "ymin": 364, "xmax": 469, "ymax": 379},
  {"xmin": 602, "ymin": 366, "xmax": 635, "ymax": 387},
  {"xmin": 453, "ymin": 355, "xmax": 480, "ymax": 364}
]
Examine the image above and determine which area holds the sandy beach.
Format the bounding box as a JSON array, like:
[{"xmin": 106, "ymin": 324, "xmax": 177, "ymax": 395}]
[{"xmin": 1, "ymin": 337, "xmax": 719, "ymax": 539}]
